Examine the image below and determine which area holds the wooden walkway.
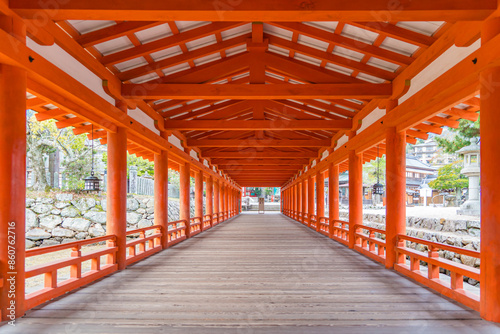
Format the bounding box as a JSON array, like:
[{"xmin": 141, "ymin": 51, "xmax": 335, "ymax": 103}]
[{"xmin": 1, "ymin": 213, "xmax": 500, "ymax": 333}]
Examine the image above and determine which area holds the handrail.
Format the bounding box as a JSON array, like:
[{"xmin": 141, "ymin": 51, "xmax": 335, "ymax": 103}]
[
  {"xmin": 26, "ymin": 235, "xmax": 115, "ymax": 257},
  {"xmin": 203, "ymin": 214, "xmax": 212, "ymax": 229},
  {"xmin": 166, "ymin": 219, "xmax": 187, "ymax": 247},
  {"xmin": 330, "ymin": 219, "xmax": 350, "ymax": 246},
  {"xmin": 353, "ymin": 224, "xmax": 386, "ymax": 265},
  {"xmin": 395, "ymin": 234, "xmax": 480, "ymax": 311},
  {"xmin": 190, "ymin": 216, "xmax": 203, "ymax": 236},
  {"xmin": 125, "ymin": 225, "xmax": 163, "ymax": 265},
  {"xmin": 309, "ymin": 214, "xmax": 317, "ymax": 230},
  {"xmin": 25, "ymin": 234, "xmax": 118, "ymax": 310},
  {"xmin": 212, "ymin": 213, "xmax": 219, "ymax": 225},
  {"xmin": 318, "ymin": 216, "xmax": 330, "ymax": 236}
]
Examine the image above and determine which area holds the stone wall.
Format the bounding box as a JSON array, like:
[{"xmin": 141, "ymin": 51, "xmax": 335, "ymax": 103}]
[
  {"xmin": 338, "ymin": 211, "xmax": 480, "ymax": 285},
  {"xmin": 25, "ymin": 194, "xmax": 195, "ymax": 249}
]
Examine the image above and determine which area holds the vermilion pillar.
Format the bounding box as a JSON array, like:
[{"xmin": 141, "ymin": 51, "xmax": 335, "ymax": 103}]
[
  {"xmin": 329, "ymin": 164, "xmax": 340, "ymax": 238},
  {"xmin": 224, "ymin": 183, "xmax": 229, "ymax": 219},
  {"xmin": 480, "ymin": 17, "xmax": 500, "ymax": 323},
  {"xmin": 292, "ymin": 185, "xmax": 296, "ymax": 219},
  {"xmin": 195, "ymin": 170, "xmax": 203, "ymax": 231},
  {"xmin": 107, "ymin": 101, "xmax": 128, "ymax": 270},
  {"xmin": 385, "ymin": 101, "xmax": 406, "ymax": 269},
  {"xmin": 308, "ymin": 176, "xmax": 314, "ymax": 227},
  {"xmin": 206, "ymin": 176, "xmax": 213, "ymax": 227},
  {"xmin": 180, "ymin": 162, "xmax": 191, "ymax": 238},
  {"xmin": 154, "ymin": 136, "xmax": 169, "ymax": 249},
  {"xmin": 301, "ymin": 180, "xmax": 307, "ymax": 223},
  {"xmin": 348, "ymin": 149, "xmax": 363, "ymax": 249},
  {"xmin": 220, "ymin": 183, "xmax": 225, "ymax": 220},
  {"xmin": 195, "ymin": 170, "xmax": 203, "ymax": 222},
  {"xmin": 298, "ymin": 181, "xmax": 303, "ymax": 221},
  {"xmin": 0, "ymin": 16, "xmax": 27, "ymax": 321},
  {"xmin": 214, "ymin": 179, "xmax": 220, "ymax": 220},
  {"xmin": 316, "ymin": 171, "xmax": 325, "ymax": 232}
]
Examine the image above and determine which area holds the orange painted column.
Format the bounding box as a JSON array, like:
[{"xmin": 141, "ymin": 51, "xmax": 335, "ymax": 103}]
[
  {"xmin": 0, "ymin": 16, "xmax": 27, "ymax": 321},
  {"xmin": 385, "ymin": 110, "xmax": 406, "ymax": 268},
  {"xmin": 307, "ymin": 176, "xmax": 314, "ymax": 227},
  {"xmin": 220, "ymin": 183, "xmax": 225, "ymax": 220},
  {"xmin": 206, "ymin": 176, "xmax": 213, "ymax": 227},
  {"xmin": 214, "ymin": 179, "xmax": 219, "ymax": 221},
  {"xmin": 316, "ymin": 171, "xmax": 325, "ymax": 232},
  {"xmin": 480, "ymin": 17, "xmax": 500, "ymax": 323},
  {"xmin": 292, "ymin": 184, "xmax": 296, "ymax": 219},
  {"xmin": 224, "ymin": 183, "xmax": 229, "ymax": 219},
  {"xmin": 329, "ymin": 163, "xmax": 340, "ymax": 238},
  {"xmin": 298, "ymin": 181, "xmax": 303, "ymax": 221},
  {"xmin": 301, "ymin": 180, "xmax": 307, "ymax": 223},
  {"xmin": 179, "ymin": 162, "xmax": 191, "ymax": 238},
  {"xmin": 107, "ymin": 101, "xmax": 128, "ymax": 270},
  {"xmin": 295, "ymin": 184, "xmax": 299, "ymax": 220},
  {"xmin": 154, "ymin": 136, "xmax": 169, "ymax": 249},
  {"xmin": 195, "ymin": 170, "xmax": 203, "ymax": 230},
  {"xmin": 348, "ymin": 148, "xmax": 363, "ymax": 249}
]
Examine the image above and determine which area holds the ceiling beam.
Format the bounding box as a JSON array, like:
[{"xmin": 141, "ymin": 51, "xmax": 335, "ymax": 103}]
[
  {"xmin": 203, "ymin": 151, "xmax": 317, "ymax": 158},
  {"xmin": 211, "ymin": 159, "xmax": 310, "ymax": 165},
  {"xmin": 164, "ymin": 119, "xmax": 352, "ymax": 131},
  {"xmin": 123, "ymin": 83, "xmax": 393, "ymax": 100},
  {"xmin": 217, "ymin": 165, "xmax": 304, "ymax": 171},
  {"xmin": 11, "ymin": 0, "xmax": 496, "ymax": 21},
  {"xmin": 188, "ymin": 139, "xmax": 331, "ymax": 147}
]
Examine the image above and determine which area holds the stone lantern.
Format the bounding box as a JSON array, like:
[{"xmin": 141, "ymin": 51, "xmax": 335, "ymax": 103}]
[{"xmin": 456, "ymin": 137, "xmax": 480, "ymax": 216}]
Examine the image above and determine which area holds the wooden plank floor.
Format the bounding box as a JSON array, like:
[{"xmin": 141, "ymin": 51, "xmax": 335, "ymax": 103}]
[{"xmin": 2, "ymin": 213, "xmax": 500, "ymax": 333}]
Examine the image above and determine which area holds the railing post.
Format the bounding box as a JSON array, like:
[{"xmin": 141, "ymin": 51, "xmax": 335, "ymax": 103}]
[
  {"xmin": 480, "ymin": 17, "xmax": 500, "ymax": 323},
  {"xmin": 195, "ymin": 170, "xmax": 203, "ymax": 230},
  {"xmin": 154, "ymin": 135, "xmax": 169, "ymax": 249},
  {"xmin": 329, "ymin": 163, "xmax": 339, "ymax": 239},
  {"xmin": 0, "ymin": 17, "xmax": 27, "ymax": 318},
  {"xmin": 107, "ymin": 100, "xmax": 128, "ymax": 270},
  {"xmin": 348, "ymin": 142, "xmax": 363, "ymax": 249},
  {"xmin": 316, "ymin": 170, "xmax": 325, "ymax": 232},
  {"xmin": 385, "ymin": 100, "xmax": 407, "ymax": 269},
  {"xmin": 180, "ymin": 162, "xmax": 191, "ymax": 238}
]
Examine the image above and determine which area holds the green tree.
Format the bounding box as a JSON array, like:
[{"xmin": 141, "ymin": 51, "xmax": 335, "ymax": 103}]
[
  {"xmin": 429, "ymin": 161, "xmax": 469, "ymax": 191},
  {"xmin": 363, "ymin": 155, "xmax": 386, "ymax": 185},
  {"xmin": 27, "ymin": 112, "xmax": 95, "ymax": 191},
  {"xmin": 435, "ymin": 118, "xmax": 480, "ymax": 153}
]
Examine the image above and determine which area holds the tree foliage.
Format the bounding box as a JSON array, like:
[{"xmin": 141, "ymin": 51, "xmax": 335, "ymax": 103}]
[
  {"xmin": 429, "ymin": 161, "xmax": 468, "ymax": 191},
  {"xmin": 435, "ymin": 118, "xmax": 480, "ymax": 153},
  {"xmin": 27, "ymin": 113, "xmax": 95, "ymax": 191},
  {"xmin": 363, "ymin": 156, "xmax": 386, "ymax": 185}
]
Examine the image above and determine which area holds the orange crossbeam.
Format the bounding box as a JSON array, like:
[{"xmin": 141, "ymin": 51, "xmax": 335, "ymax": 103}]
[
  {"xmin": 189, "ymin": 139, "xmax": 331, "ymax": 148},
  {"xmin": 10, "ymin": 0, "xmax": 496, "ymax": 21},
  {"xmin": 164, "ymin": 120, "xmax": 352, "ymax": 131},
  {"xmin": 122, "ymin": 83, "xmax": 393, "ymax": 100}
]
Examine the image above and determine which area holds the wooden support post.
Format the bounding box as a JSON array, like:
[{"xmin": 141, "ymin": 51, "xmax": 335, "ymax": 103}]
[
  {"xmin": 302, "ymin": 180, "xmax": 307, "ymax": 223},
  {"xmin": 107, "ymin": 101, "xmax": 128, "ymax": 270},
  {"xmin": 206, "ymin": 176, "xmax": 213, "ymax": 227},
  {"xmin": 385, "ymin": 100, "xmax": 406, "ymax": 269},
  {"xmin": 225, "ymin": 184, "xmax": 229, "ymax": 218},
  {"xmin": 154, "ymin": 133, "xmax": 169, "ymax": 249},
  {"xmin": 292, "ymin": 184, "xmax": 296, "ymax": 219},
  {"xmin": 180, "ymin": 162, "xmax": 191, "ymax": 238},
  {"xmin": 329, "ymin": 164, "xmax": 340, "ymax": 238},
  {"xmin": 316, "ymin": 171, "xmax": 325, "ymax": 232},
  {"xmin": 298, "ymin": 181, "xmax": 302, "ymax": 222},
  {"xmin": 348, "ymin": 148, "xmax": 363, "ymax": 249},
  {"xmin": 195, "ymin": 170, "xmax": 203, "ymax": 226},
  {"xmin": 0, "ymin": 15, "xmax": 27, "ymax": 321},
  {"xmin": 220, "ymin": 183, "xmax": 225, "ymax": 220},
  {"xmin": 214, "ymin": 179, "xmax": 219, "ymax": 220},
  {"xmin": 308, "ymin": 176, "xmax": 314, "ymax": 227},
  {"xmin": 480, "ymin": 17, "xmax": 500, "ymax": 323}
]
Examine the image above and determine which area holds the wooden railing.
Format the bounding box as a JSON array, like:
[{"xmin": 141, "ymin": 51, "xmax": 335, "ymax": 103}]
[
  {"xmin": 318, "ymin": 217, "xmax": 330, "ymax": 237},
  {"xmin": 126, "ymin": 225, "xmax": 163, "ymax": 265},
  {"xmin": 203, "ymin": 214, "xmax": 212, "ymax": 229},
  {"xmin": 25, "ymin": 235, "xmax": 118, "ymax": 310},
  {"xmin": 330, "ymin": 220, "xmax": 350, "ymax": 246},
  {"xmin": 302, "ymin": 213, "xmax": 309, "ymax": 226},
  {"xmin": 190, "ymin": 217, "xmax": 203, "ymax": 236},
  {"xmin": 395, "ymin": 234, "xmax": 480, "ymax": 311},
  {"xmin": 166, "ymin": 219, "xmax": 187, "ymax": 247},
  {"xmin": 309, "ymin": 215, "xmax": 317, "ymax": 230},
  {"xmin": 212, "ymin": 213, "xmax": 219, "ymax": 226},
  {"xmin": 353, "ymin": 224, "xmax": 386, "ymax": 265}
]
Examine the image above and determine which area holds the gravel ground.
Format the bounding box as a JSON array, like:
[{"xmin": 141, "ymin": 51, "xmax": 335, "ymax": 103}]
[{"xmin": 361, "ymin": 206, "xmax": 480, "ymax": 221}]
